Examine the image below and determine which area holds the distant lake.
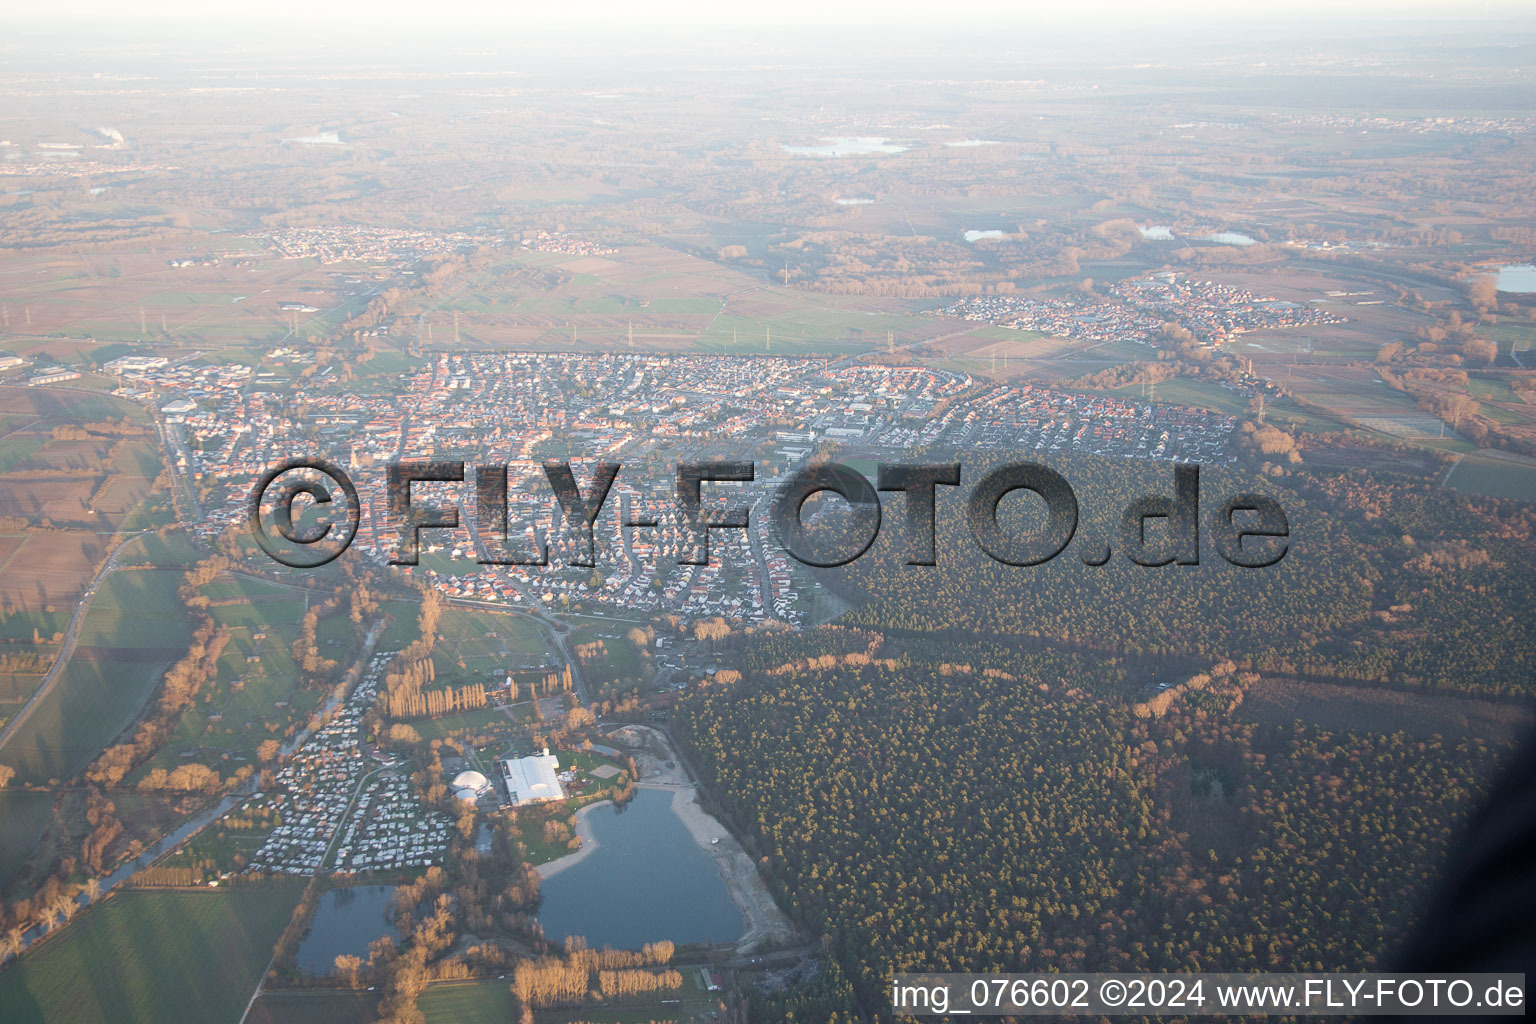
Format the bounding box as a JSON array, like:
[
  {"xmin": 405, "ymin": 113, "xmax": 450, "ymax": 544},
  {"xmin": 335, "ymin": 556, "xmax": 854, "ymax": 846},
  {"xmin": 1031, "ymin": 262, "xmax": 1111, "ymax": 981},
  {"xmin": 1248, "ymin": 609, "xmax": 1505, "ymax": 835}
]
[
  {"xmin": 284, "ymin": 132, "xmax": 343, "ymax": 146},
  {"xmin": 296, "ymin": 885, "xmax": 400, "ymax": 974},
  {"xmin": 964, "ymin": 230, "xmax": 1005, "ymax": 242},
  {"xmin": 834, "ymin": 197, "xmax": 875, "ymax": 205},
  {"xmin": 946, "ymin": 139, "xmax": 1001, "ymax": 147},
  {"xmin": 1139, "ymin": 225, "xmax": 1175, "ymax": 241},
  {"xmin": 1496, "ymin": 264, "xmax": 1536, "ymax": 293},
  {"xmin": 538, "ymin": 788, "xmax": 744, "ymax": 949},
  {"xmin": 781, "ymin": 137, "xmax": 906, "ymax": 157},
  {"xmin": 1204, "ymin": 231, "xmax": 1259, "ymax": 246}
]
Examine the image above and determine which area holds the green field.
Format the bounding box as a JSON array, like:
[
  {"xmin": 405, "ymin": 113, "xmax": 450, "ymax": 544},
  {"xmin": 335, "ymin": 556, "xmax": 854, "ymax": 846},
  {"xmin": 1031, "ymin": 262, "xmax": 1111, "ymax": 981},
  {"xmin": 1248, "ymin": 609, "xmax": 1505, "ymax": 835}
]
[
  {"xmin": 118, "ymin": 574, "xmax": 348, "ymax": 777},
  {"xmin": 73, "ymin": 570, "xmax": 189, "ymax": 649},
  {"xmin": 0, "ymin": 596, "xmax": 70, "ymax": 644},
  {"xmin": 419, "ymin": 978, "xmax": 518, "ymax": 1023},
  {"xmin": 0, "ymin": 884, "xmax": 303, "ymax": 1024},
  {"xmin": 377, "ymin": 598, "xmax": 428, "ymax": 650},
  {"xmin": 0, "ymin": 791, "xmax": 55, "ymax": 889},
  {"xmin": 0, "ymin": 672, "xmax": 47, "ymax": 727},
  {"xmin": 3, "ymin": 652, "xmax": 179, "ymax": 784},
  {"xmin": 567, "ymin": 623, "xmax": 646, "ymax": 696},
  {"xmin": 693, "ymin": 313, "xmax": 895, "ymax": 355},
  {"xmin": 431, "ymin": 605, "xmax": 552, "ymax": 683},
  {"xmin": 247, "ymin": 990, "xmax": 378, "ymax": 1024},
  {"xmin": 1444, "ymin": 452, "xmax": 1536, "ymax": 502},
  {"xmin": 114, "ymin": 530, "xmax": 205, "ymax": 570},
  {"xmin": 1, "ymin": 569, "xmax": 192, "ymax": 784}
]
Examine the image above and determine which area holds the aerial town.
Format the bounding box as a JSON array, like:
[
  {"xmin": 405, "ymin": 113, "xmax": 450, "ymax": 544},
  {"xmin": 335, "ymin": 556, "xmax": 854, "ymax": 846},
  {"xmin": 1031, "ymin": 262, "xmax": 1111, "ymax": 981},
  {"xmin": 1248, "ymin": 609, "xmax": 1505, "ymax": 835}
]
[
  {"xmin": 108, "ymin": 350, "xmax": 1239, "ymax": 625},
  {"xmin": 4, "ymin": 14, "xmax": 1535, "ymax": 1023}
]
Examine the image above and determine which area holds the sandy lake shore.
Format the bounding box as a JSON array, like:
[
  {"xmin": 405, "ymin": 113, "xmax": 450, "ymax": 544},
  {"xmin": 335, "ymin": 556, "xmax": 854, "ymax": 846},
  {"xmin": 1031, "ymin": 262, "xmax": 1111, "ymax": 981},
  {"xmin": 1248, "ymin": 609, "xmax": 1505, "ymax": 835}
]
[{"xmin": 533, "ymin": 725, "xmax": 798, "ymax": 953}]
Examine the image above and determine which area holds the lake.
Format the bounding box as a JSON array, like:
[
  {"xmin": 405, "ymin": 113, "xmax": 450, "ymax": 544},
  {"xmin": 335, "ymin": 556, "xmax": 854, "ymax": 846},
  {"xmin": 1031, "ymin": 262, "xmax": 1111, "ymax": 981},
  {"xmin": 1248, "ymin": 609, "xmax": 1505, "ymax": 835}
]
[
  {"xmin": 964, "ymin": 230, "xmax": 1005, "ymax": 242},
  {"xmin": 1139, "ymin": 225, "xmax": 1175, "ymax": 240},
  {"xmin": 284, "ymin": 132, "xmax": 343, "ymax": 146},
  {"xmin": 295, "ymin": 885, "xmax": 400, "ymax": 974},
  {"xmin": 1496, "ymin": 264, "xmax": 1536, "ymax": 293},
  {"xmin": 781, "ymin": 137, "xmax": 906, "ymax": 157},
  {"xmin": 1204, "ymin": 231, "xmax": 1259, "ymax": 246},
  {"xmin": 538, "ymin": 788, "xmax": 744, "ymax": 949}
]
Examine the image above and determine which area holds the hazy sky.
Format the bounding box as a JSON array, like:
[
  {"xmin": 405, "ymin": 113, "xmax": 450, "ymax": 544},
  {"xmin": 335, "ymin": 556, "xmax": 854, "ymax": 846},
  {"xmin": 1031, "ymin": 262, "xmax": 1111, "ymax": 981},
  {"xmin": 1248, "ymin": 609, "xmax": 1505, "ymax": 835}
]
[{"xmin": 8, "ymin": 0, "xmax": 1534, "ymax": 30}]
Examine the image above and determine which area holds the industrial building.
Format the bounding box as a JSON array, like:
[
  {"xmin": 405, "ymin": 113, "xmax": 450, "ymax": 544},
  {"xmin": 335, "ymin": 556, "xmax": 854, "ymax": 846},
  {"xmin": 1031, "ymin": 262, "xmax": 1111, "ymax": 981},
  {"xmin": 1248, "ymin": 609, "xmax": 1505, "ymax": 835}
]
[{"xmin": 501, "ymin": 752, "xmax": 563, "ymax": 807}]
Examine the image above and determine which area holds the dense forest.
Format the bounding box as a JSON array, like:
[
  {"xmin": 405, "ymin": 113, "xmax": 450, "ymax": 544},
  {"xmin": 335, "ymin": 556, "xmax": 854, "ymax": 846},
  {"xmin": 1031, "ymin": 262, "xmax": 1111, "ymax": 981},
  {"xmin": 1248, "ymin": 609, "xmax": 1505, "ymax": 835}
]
[
  {"xmin": 822, "ymin": 453, "xmax": 1536, "ymax": 698},
  {"xmin": 675, "ymin": 646, "xmax": 1506, "ymax": 1017}
]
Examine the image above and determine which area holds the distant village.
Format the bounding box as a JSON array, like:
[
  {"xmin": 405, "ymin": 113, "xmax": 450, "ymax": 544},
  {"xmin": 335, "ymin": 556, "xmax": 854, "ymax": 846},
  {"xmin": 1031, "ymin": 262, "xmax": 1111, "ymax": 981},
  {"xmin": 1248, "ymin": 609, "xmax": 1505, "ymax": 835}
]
[{"xmin": 937, "ymin": 272, "xmax": 1348, "ymax": 347}]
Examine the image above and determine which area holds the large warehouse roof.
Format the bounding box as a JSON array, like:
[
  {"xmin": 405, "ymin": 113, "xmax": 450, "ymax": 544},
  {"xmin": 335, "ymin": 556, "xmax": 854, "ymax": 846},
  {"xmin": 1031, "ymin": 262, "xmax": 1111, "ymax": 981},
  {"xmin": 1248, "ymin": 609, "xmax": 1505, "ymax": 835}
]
[{"xmin": 501, "ymin": 754, "xmax": 562, "ymax": 806}]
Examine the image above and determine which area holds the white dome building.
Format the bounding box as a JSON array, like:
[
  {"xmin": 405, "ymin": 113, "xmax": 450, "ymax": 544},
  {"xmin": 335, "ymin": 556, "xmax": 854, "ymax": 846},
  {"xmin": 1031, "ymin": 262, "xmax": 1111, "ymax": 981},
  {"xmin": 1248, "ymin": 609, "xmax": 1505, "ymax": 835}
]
[
  {"xmin": 454, "ymin": 788, "xmax": 480, "ymax": 804},
  {"xmin": 452, "ymin": 769, "xmax": 490, "ymax": 797}
]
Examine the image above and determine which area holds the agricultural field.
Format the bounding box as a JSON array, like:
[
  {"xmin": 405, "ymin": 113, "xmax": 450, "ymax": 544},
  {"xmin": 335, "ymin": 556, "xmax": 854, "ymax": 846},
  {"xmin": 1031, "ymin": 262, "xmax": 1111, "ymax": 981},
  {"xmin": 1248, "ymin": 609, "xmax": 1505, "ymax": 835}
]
[
  {"xmin": 122, "ymin": 574, "xmax": 345, "ymax": 781},
  {"xmin": 0, "ymin": 385, "xmax": 167, "ymax": 619},
  {"xmin": 1283, "ymin": 364, "xmax": 1445, "ymax": 440},
  {"xmin": 247, "ymin": 990, "xmax": 378, "ymax": 1024},
  {"xmin": 394, "ymin": 246, "xmax": 972, "ymax": 358},
  {"xmin": 0, "ymin": 791, "xmax": 55, "ymax": 890},
  {"xmin": 1443, "ymin": 450, "xmax": 1536, "ymax": 502},
  {"xmin": 111, "ymin": 529, "xmax": 204, "ymax": 570},
  {"xmin": 0, "ymin": 246, "xmax": 372, "ymax": 355},
  {"xmin": 0, "ymin": 568, "xmax": 191, "ymax": 784},
  {"xmin": 0, "ymin": 884, "xmax": 303, "ymax": 1024}
]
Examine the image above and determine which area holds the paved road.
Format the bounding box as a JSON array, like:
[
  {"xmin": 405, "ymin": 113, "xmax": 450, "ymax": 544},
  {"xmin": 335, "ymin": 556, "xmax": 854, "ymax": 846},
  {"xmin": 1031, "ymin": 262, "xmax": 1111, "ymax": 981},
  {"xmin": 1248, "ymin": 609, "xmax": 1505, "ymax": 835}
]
[{"xmin": 0, "ymin": 533, "xmax": 144, "ymax": 760}]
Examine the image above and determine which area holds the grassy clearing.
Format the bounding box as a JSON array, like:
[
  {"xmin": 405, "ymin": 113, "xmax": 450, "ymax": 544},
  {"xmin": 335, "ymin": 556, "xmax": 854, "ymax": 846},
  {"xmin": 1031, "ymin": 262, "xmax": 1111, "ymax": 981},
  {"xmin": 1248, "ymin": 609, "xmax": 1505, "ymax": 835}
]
[
  {"xmin": 1466, "ymin": 374, "xmax": 1523, "ymax": 405},
  {"xmin": 431, "ymin": 606, "xmax": 553, "ymax": 683},
  {"xmin": 377, "ymin": 598, "xmax": 427, "ymax": 650},
  {"xmin": 0, "ymin": 883, "xmax": 303, "ymax": 1024},
  {"xmin": 568, "ymin": 624, "xmax": 646, "ymax": 695},
  {"xmin": 1444, "ymin": 453, "xmax": 1536, "ymax": 502},
  {"xmin": 410, "ymin": 706, "xmax": 514, "ymax": 743},
  {"xmin": 113, "ymin": 530, "xmax": 205, "ymax": 570},
  {"xmin": 118, "ymin": 575, "xmax": 349, "ymax": 774},
  {"xmin": 1240, "ymin": 676, "xmax": 1534, "ymax": 742},
  {"xmin": 0, "ymin": 603, "xmax": 71, "ymax": 643}
]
